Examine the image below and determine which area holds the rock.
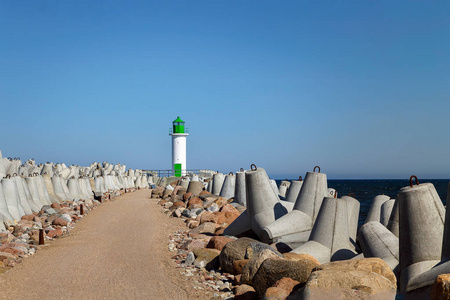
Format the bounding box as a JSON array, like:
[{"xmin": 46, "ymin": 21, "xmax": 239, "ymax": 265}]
[
  {"xmin": 200, "ymin": 211, "xmax": 219, "ymax": 224},
  {"xmin": 187, "ymin": 196, "xmax": 203, "ymax": 209},
  {"xmin": 234, "ymin": 284, "xmax": 257, "ymax": 300},
  {"xmin": 252, "ymin": 257, "xmax": 319, "ymax": 297},
  {"xmin": 187, "ymin": 220, "xmax": 199, "ymax": 229},
  {"xmin": 152, "ymin": 189, "xmax": 164, "ymax": 198},
  {"xmin": 181, "ymin": 209, "xmax": 191, "ymax": 218},
  {"xmin": 214, "ymin": 197, "xmax": 229, "ymax": 208},
  {"xmin": 21, "ymin": 215, "xmax": 35, "ymax": 221},
  {"xmin": 183, "ymin": 192, "xmax": 193, "ymax": 201},
  {"xmin": 283, "ymin": 253, "xmax": 320, "ymax": 265},
  {"xmin": 51, "ymin": 203, "xmax": 62, "ymax": 209},
  {"xmin": 172, "ymin": 208, "xmax": 183, "ymax": 218},
  {"xmin": 206, "ymin": 203, "xmax": 220, "ymax": 213},
  {"xmin": 52, "ymin": 218, "xmax": 69, "ymax": 227},
  {"xmin": 45, "ymin": 215, "xmax": 58, "ymax": 224},
  {"xmin": 199, "ymin": 194, "xmax": 219, "ymax": 201},
  {"xmin": 193, "ymin": 248, "xmax": 221, "ymax": 270},
  {"xmin": 176, "ymin": 188, "xmax": 187, "ymax": 196},
  {"xmin": 241, "ymin": 249, "xmax": 281, "ymax": 284},
  {"xmin": 272, "ymin": 277, "xmax": 300, "ymax": 294},
  {"xmin": 431, "ymin": 274, "xmax": 450, "ymax": 300},
  {"xmin": 47, "ymin": 228, "xmax": 63, "ymax": 238},
  {"xmin": 0, "ymin": 251, "xmax": 17, "ymax": 261},
  {"xmin": 317, "ymin": 258, "xmax": 396, "ymax": 287},
  {"xmin": 213, "ymin": 211, "xmax": 239, "ymax": 225},
  {"xmin": 233, "ymin": 259, "xmax": 250, "ymax": 275},
  {"xmin": 263, "ymin": 287, "xmax": 289, "ymax": 300},
  {"xmin": 220, "ymin": 203, "xmax": 240, "ymax": 214},
  {"xmin": 200, "ymin": 191, "xmax": 210, "ymax": 196},
  {"xmin": 189, "ymin": 222, "xmax": 217, "ymax": 236},
  {"xmin": 245, "ymin": 242, "xmax": 283, "ymax": 259},
  {"xmin": 0, "ymin": 232, "xmax": 15, "ymax": 244},
  {"xmin": 185, "ymin": 251, "xmax": 195, "ymax": 266},
  {"xmin": 207, "ymin": 236, "xmax": 235, "ymax": 251},
  {"xmin": 180, "ymin": 239, "xmax": 207, "ymax": 252},
  {"xmin": 219, "ymin": 237, "xmax": 259, "ymax": 274},
  {"xmin": 298, "ymin": 269, "xmax": 396, "ymax": 300},
  {"xmin": 164, "ymin": 202, "xmax": 173, "ymax": 209},
  {"xmin": 171, "ymin": 201, "xmax": 186, "ymax": 209},
  {"xmin": 60, "ymin": 214, "xmax": 72, "ymax": 224}
]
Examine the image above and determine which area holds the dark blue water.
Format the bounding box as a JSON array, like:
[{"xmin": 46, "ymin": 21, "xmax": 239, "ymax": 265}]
[{"xmin": 276, "ymin": 179, "xmax": 450, "ymax": 227}]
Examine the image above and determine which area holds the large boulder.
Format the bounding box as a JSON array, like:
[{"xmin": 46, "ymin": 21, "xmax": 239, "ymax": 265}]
[
  {"xmin": 193, "ymin": 248, "xmax": 220, "ymax": 270},
  {"xmin": 252, "ymin": 257, "xmax": 319, "ymax": 297},
  {"xmin": 206, "ymin": 236, "xmax": 235, "ymax": 251},
  {"xmin": 187, "ymin": 196, "xmax": 203, "ymax": 210},
  {"xmin": 219, "ymin": 237, "xmax": 259, "ymax": 274},
  {"xmin": 241, "ymin": 249, "xmax": 281, "ymax": 285},
  {"xmin": 316, "ymin": 258, "xmax": 396, "ymax": 287},
  {"xmin": 299, "ymin": 269, "xmax": 396, "ymax": 299}
]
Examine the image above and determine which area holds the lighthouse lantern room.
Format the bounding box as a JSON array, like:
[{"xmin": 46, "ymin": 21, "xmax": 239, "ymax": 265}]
[{"xmin": 170, "ymin": 116, "xmax": 189, "ymax": 177}]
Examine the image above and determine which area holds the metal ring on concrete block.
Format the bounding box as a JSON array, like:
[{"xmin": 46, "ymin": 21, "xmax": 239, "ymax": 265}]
[
  {"xmin": 410, "ymin": 175, "xmax": 419, "ymax": 187},
  {"xmin": 250, "ymin": 164, "xmax": 257, "ymax": 171},
  {"xmin": 314, "ymin": 166, "xmax": 320, "ymax": 173}
]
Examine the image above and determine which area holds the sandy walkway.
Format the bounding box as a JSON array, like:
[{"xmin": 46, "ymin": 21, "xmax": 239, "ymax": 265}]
[{"xmin": 0, "ymin": 190, "xmax": 191, "ymax": 300}]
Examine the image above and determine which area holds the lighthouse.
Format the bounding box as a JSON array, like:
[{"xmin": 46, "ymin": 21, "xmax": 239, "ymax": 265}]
[{"xmin": 170, "ymin": 116, "xmax": 189, "ymax": 177}]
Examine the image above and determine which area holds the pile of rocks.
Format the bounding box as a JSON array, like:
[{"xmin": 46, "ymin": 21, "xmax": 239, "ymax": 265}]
[{"xmin": 153, "ymin": 176, "xmax": 399, "ymax": 299}]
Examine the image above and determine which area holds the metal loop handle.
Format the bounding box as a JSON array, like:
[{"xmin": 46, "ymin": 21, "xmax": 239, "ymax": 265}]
[
  {"xmin": 313, "ymin": 166, "xmax": 320, "ymax": 173},
  {"xmin": 229, "ymin": 172, "xmax": 233, "ymax": 175},
  {"xmin": 240, "ymin": 168, "xmax": 244, "ymax": 172},
  {"xmin": 299, "ymin": 176, "xmax": 303, "ymax": 181},
  {"xmin": 410, "ymin": 175, "xmax": 419, "ymax": 187},
  {"xmin": 348, "ymin": 193, "xmax": 355, "ymax": 198},
  {"xmin": 12, "ymin": 173, "xmax": 17, "ymax": 177},
  {"xmin": 250, "ymin": 164, "xmax": 257, "ymax": 171}
]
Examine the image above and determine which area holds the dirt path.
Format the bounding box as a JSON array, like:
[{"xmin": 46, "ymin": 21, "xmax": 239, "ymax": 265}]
[{"xmin": 0, "ymin": 190, "xmax": 194, "ymax": 300}]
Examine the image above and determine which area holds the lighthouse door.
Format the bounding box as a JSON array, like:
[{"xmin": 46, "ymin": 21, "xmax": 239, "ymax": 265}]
[{"xmin": 174, "ymin": 163, "xmax": 182, "ymax": 177}]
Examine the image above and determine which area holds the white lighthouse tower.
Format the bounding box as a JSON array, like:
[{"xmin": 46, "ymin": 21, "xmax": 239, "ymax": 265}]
[{"xmin": 170, "ymin": 116, "xmax": 189, "ymax": 177}]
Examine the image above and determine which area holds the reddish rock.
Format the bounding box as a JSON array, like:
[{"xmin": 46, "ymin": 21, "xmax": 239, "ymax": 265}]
[
  {"xmin": 21, "ymin": 215, "xmax": 35, "ymax": 221},
  {"xmin": 200, "ymin": 191, "xmax": 210, "ymax": 195},
  {"xmin": 189, "ymin": 222, "xmax": 217, "ymax": 235},
  {"xmin": 214, "ymin": 197, "xmax": 229, "ymax": 208},
  {"xmin": 45, "ymin": 215, "xmax": 58, "ymax": 224},
  {"xmin": 220, "ymin": 204, "xmax": 240, "ymax": 215},
  {"xmin": 47, "ymin": 228, "xmax": 63, "ymax": 238},
  {"xmin": 181, "ymin": 239, "xmax": 207, "ymax": 251},
  {"xmin": 264, "ymin": 287, "xmax": 289, "ymax": 300},
  {"xmin": 183, "ymin": 192, "xmax": 193, "ymax": 201},
  {"xmin": 0, "ymin": 232, "xmax": 15, "ymax": 244},
  {"xmin": 172, "ymin": 201, "xmax": 186, "ymax": 209},
  {"xmin": 51, "ymin": 203, "xmax": 62, "ymax": 209},
  {"xmin": 213, "ymin": 211, "xmax": 239, "ymax": 225},
  {"xmin": 432, "ymin": 274, "xmax": 450, "ymax": 300},
  {"xmin": 187, "ymin": 197, "xmax": 203, "ymax": 210},
  {"xmin": 33, "ymin": 216, "xmax": 42, "ymax": 223},
  {"xmin": 3, "ymin": 247, "xmax": 24, "ymax": 256},
  {"xmin": 206, "ymin": 236, "xmax": 234, "ymax": 251},
  {"xmin": 200, "ymin": 211, "xmax": 219, "ymax": 224},
  {"xmin": 52, "ymin": 218, "xmax": 69, "ymax": 227},
  {"xmin": 273, "ymin": 277, "xmax": 301, "ymax": 294}
]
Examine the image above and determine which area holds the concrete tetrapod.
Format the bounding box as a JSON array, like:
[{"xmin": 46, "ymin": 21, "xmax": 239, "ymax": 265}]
[
  {"xmin": 219, "ymin": 173, "xmax": 235, "ymax": 199},
  {"xmin": 35, "ymin": 175, "xmax": 52, "ymax": 205},
  {"xmin": 402, "ymin": 182, "xmax": 450, "ymax": 298},
  {"xmin": 284, "ymin": 178, "xmax": 303, "ymax": 203},
  {"xmin": 291, "ymin": 196, "xmax": 357, "ymax": 264},
  {"xmin": 341, "ymin": 195, "xmax": 360, "ymax": 247},
  {"xmin": 78, "ymin": 178, "xmax": 90, "ymax": 200},
  {"xmin": 20, "ymin": 177, "xmax": 40, "ymax": 213},
  {"xmin": 278, "ymin": 180, "xmax": 290, "ymax": 198},
  {"xmin": 261, "ymin": 168, "xmax": 328, "ymax": 244},
  {"xmin": 68, "ymin": 178, "xmax": 82, "ymax": 201},
  {"xmin": 206, "ymin": 180, "xmax": 213, "ymax": 193},
  {"xmin": 180, "ymin": 178, "xmax": 190, "ymax": 190},
  {"xmin": 26, "ymin": 176, "xmax": 45, "ymax": 210},
  {"xmin": 13, "ymin": 176, "xmax": 33, "ymax": 215},
  {"xmin": 398, "ymin": 177, "xmax": 445, "ymax": 293},
  {"xmin": 187, "ymin": 181, "xmax": 203, "ymax": 196},
  {"xmin": 387, "ymin": 197, "xmax": 399, "ymax": 237},
  {"xmin": 94, "ymin": 176, "xmax": 105, "ymax": 198},
  {"xmin": 0, "ymin": 179, "xmax": 16, "ymax": 223},
  {"xmin": 233, "ymin": 170, "xmax": 246, "ymax": 206},
  {"xmin": 52, "ymin": 175, "xmax": 67, "ymax": 201},
  {"xmin": 269, "ymin": 179, "xmax": 280, "ymax": 196},
  {"xmin": 246, "ymin": 166, "xmax": 288, "ymax": 238},
  {"xmin": 380, "ymin": 199, "xmax": 395, "ymax": 227},
  {"xmin": 42, "ymin": 174, "xmax": 60, "ymax": 203},
  {"xmin": 358, "ymin": 221, "xmax": 399, "ymax": 274},
  {"xmin": 365, "ymin": 195, "xmax": 390, "ymax": 224},
  {"xmin": 2, "ymin": 176, "xmax": 25, "ymax": 221},
  {"xmin": 212, "ymin": 173, "xmax": 224, "ymax": 195}
]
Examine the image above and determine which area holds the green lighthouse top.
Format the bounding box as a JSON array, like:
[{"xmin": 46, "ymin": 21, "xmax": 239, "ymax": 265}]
[{"xmin": 172, "ymin": 116, "xmax": 185, "ymax": 133}]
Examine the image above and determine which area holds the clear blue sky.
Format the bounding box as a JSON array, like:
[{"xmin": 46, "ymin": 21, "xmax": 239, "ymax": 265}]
[{"xmin": 1, "ymin": 1, "xmax": 449, "ymax": 179}]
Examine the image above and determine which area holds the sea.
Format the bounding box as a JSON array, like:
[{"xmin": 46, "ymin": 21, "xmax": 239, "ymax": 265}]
[{"xmin": 275, "ymin": 179, "xmax": 450, "ymax": 227}]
